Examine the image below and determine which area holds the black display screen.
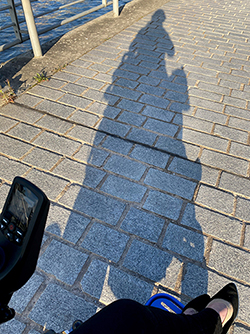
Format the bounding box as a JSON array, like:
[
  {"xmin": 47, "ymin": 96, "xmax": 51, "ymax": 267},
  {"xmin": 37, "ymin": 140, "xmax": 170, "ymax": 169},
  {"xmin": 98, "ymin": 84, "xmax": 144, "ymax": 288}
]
[{"xmin": 7, "ymin": 184, "xmax": 38, "ymax": 232}]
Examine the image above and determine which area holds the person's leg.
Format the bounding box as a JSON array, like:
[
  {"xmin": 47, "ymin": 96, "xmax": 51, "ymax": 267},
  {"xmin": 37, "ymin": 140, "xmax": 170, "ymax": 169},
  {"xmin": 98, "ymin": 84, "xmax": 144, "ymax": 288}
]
[{"xmin": 71, "ymin": 299, "xmax": 222, "ymax": 334}]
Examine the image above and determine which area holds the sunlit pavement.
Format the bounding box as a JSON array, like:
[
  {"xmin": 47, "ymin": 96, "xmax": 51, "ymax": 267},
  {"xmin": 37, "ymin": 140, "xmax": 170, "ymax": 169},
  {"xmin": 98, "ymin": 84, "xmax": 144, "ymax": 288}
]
[{"xmin": 1, "ymin": 0, "xmax": 250, "ymax": 333}]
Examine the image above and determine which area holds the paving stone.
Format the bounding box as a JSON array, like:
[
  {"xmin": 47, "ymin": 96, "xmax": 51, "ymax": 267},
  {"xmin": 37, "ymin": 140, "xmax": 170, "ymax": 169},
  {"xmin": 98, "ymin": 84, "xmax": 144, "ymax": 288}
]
[
  {"xmin": 233, "ymin": 323, "xmax": 250, "ymax": 334},
  {"xmin": 189, "ymin": 96, "xmax": 223, "ymax": 113},
  {"xmin": 0, "ymin": 183, "xmax": 11, "ymax": 212},
  {"xmin": 118, "ymin": 110, "xmax": 146, "ymax": 126},
  {"xmin": 36, "ymin": 99, "xmax": 75, "ymax": 118},
  {"xmin": 23, "ymin": 147, "xmax": 61, "ymax": 170},
  {"xmin": 28, "ymin": 86, "xmax": 64, "ymax": 101},
  {"xmin": 112, "ymin": 68, "xmax": 140, "ymax": 81},
  {"xmin": 143, "ymin": 190, "xmax": 183, "ymax": 220},
  {"xmin": 97, "ymin": 118, "xmax": 131, "ymax": 137},
  {"xmin": 197, "ymin": 81, "xmax": 230, "ymax": 95},
  {"xmin": 53, "ymin": 71, "xmax": 81, "ymax": 82},
  {"xmin": 219, "ymin": 172, "xmax": 250, "ymax": 198},
  {"xmin": 0, "ymin": 115, "xmax": 18, "ymax": 132},
  {"xmin": 7, "ymin": 123, "xmax": 41, "ymax": 141},
  {"xmin": 33, "ymin": 131, "xmax": 81, "ymax": 156},
  {"xmin": 188, "ymin": 87, "xmax": 222, "ymax": 102},
  {"xmin": 156, "ymin": 136, "xmax": 200, "ymax": 161},
  {"xmin": 82, "ymin": 222, "xmax": 129, "ymax": 262},
  {"xmin": 123, "ymin": 240, "xmax": 182, "ymax": 288},
  {"xmin": 58, "ymin": 94, "xmax": 92, "ymax": 110},
  {"xmin": 130, "ymin": 144, "xmax": 170, "ymax": 168},
  {"xmin": 235, "ymin": 197, "xmax": 250, "ymax": 222},
  {"xmin": 76, "ymin": 77, "xmax": 105, "ymax": 89},
  {"xmin": 102, "ymin": 136, "xmax": 133, "ymax": 155},
  {"xmin": 15, "ymin": 93, "xmax": 43, "ymax": 107},
  {"xmin": 165, "ymin": 90, "xmax": 188, "ymax": 103},
  {"xmin": 181, "ymin": 263, "xmax": 232, "ymax": 298},
  {"xmin": 41, "ymin": 78, "xmax": 67, "ymax": 89},
  {"xmin": 63, "ymin": 65, "xmax": 98, "ymax": 77},
  {"xmin": 163, "ymin": 223, "xmax": 207, "ymax": 262},
  {"xmin": 136, "ymin": 83, "xmax": 165, "ymax": 97},
  {"xmin": 225, "ymin": 105, "xmax": 250, "ymax": 120},
  {"xmin": 229, "ymin": 117, "xmax": 250, "ymax": 132},
  {"xmin": 138, "ymin": 75, "xmax": 161, "ymax": 86},
  {"xmin": 87, "ymin": 102, "xmax": 121, "ymax": 118},
  {"xmin": 230, "ymin": 142, "xmax": 250, "ymax": 160},
  {"xmin": 9, "ymin": 273, "xmax": 44, "ymax": 313},
  {"xmin": 115, "ymin": 78, "xmax": 139, "ymax": 89},
  {"xmin": 94, "ymin": 73, "xmax": 116, "ymax": 84},
  {"xmin": 69, "ymin": 110, "xmax": 99, "ymax": 127},
  {"xmin": 53, "ymin": 158, "xmax": 106, "ymax": 187},
  {"xmin": 117, "ymin": 99, "xmax": 144, "ymax": 113},
  {"xmin": 168, "ymin": 157, "xmax": 218, "ymax": 185},
  {"xmin": 74, "ymin": 144, "xmax": 109, "ymax": 167},
  {"xmin": 83, "ymin": 89, "xmax": 119, "ymax": 105},
  {"xmin": 219, "ymin": 79, "xmax": 241, "ymax": 90},
  {"xmin": 143, "ymin": 118, "xmax": 178, "ymax": 137},
  {"xmin": 29, "ymin": 283, "xmax": 96, "ymax": 332},
  {"xmin": 169, "ymin": 101, "xmax": 193, "ymax": 114},
  {"xmin": 196, "ymin": 185, "xmax": 234, "ymax": 214},
  {"xmin": 209, "ymin": 240, "xmax": 250, "ymax": 284},
  {"xmin": 105, "ymin": 84, "xmax": 142, "ymax": 101},
  {"xmin": 104, "ymin": 154, "xmax": 146, "ymax": 181},
  {"xmin": 101, "ymin": 175, "xmax": 147, "ymax": 202},
  {"xmin": 181, "ymin": 203, "xmax": 242, "ymax": 244},
  {"xmin": 121, "ymin": 207, "xmax": 164, "ymax": 242},
  {"xmin": 195, "ymin": 108, "xmax": 227, "ymax": 124},
  {"xmin": 38, "ymin": 239, "xmax": 88, "ymax": 285},
  {"xmin": 127, "ymin": 128, "xmax": 158, "ymax": 145},
  {"xmin": 61, "ymin": 82, "xmax": 87, "ymax": 95},
  {"xmin": 214, "ymin": 124, "xmax": 248, "ymax": 144},
  {"xmin": 0, "ymin": 133, "xmax": 33, "ymax": 159},
  {"xmin": 67, "ymin": 125, "xmax": 106, "ymax": 145},
  {"xmin": 139, "ymin": 93, "xmax": 170, "ymax": 109},
  {"xmin": 142, "ymin": 105, "xmax": 174, "ymax": 122},
  {"xmin": 0, "ymin": 318, "xmax": 26, "ymax": 334},
  {"xmin": 174, "ymin": 114, "xmax": 213, "ymax": 134},
  {"xmin": 218, "ymin": 72, "xmax": 249, "ymax": 85},
  {"xmin": 46, "ymin": 204, "xmax": 90, "ymax": 243},
  {"xmin": 159, "ymin": 80, "xmax": 187, "ymax": 93},
  {"xmin": 223, "ymin": 95, "xmax": 247, "ymax": 109},
  {"xmin": 200, "ymin": 149, "xmax": 248, "ymax": 176},
  {"xmin": 59, "ymin": 185, "xmax": 125, "ymax": 225},
  {"xmin": 35, "ymin": 114, "xmax": 72, "ymax": 134},
  {"xmin": 144, "ymin": 168, "xmax": 196, "ymax": 200},
  {"xmin": 25, "ymin": 169, "xmax": 69, "ymax": 200},
  {"xmin": 0, "ymin": 155, "xmax": 30, "ymax": 181},
  {"xmin": 0, "ymin": 103, "xmax": 42, "ymax": 123},
  {"xmin": 81, "ymin": 259, "xmax": 153, "ymax": 304}
]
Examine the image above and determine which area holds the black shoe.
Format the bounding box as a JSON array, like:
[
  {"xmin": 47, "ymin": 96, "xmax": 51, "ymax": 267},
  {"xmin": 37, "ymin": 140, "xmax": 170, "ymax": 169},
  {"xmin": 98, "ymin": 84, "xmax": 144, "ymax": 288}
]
[
  {"xmin": 207, "ymin": 283, "xmax": 239, "ymax": 334},
  {"xmin": 182, "ymin": 294, "xmax": 211, "ymax": 314}
]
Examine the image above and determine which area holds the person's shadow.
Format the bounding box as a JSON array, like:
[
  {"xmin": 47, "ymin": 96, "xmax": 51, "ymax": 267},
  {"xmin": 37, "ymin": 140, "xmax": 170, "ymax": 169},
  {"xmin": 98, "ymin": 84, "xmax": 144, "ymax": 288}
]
[{"xmin": 7, "ymin": 9, "xmax": 208, "ymax": 332}]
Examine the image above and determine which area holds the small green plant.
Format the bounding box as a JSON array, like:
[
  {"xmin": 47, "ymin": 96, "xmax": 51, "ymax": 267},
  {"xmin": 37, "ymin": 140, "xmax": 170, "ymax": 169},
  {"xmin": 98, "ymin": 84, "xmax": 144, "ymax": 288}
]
[
  {"xmin": 0, "ymin": 79, "xmax": 16, "ymax": 104},
  {"xmin": 34, "ymin": 72, "xmax": 49, "ymax": 83}
]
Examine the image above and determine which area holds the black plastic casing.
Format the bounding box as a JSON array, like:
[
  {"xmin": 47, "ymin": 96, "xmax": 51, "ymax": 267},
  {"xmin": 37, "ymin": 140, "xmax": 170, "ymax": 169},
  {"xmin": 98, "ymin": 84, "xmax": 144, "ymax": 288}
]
[{"xmin": 0, "ymin": 177, "xmax": 50, "ymax": 304}]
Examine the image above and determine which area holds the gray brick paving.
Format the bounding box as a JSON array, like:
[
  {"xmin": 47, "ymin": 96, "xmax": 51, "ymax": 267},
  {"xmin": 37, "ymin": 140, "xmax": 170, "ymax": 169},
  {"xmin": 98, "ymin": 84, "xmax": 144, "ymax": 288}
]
[
  {"xmin": 38, "ymin": 239, "xmax": 88, "ymax": 285},
  {"xmin": 163, "ymin": 223, "xmax": 207, "ymax": 262},
  {"xmin": 82, "ymin": 222, "xmax": 129, "ymax": 262},
  {"xmin": 144, "ymin": 168, "xmax": 196, "ymax": 200},
  {"xmin": 123, "ymin": 240, "xmax": 182, "ymax": 288},
  {"xmin": 59, "ymin": 185, "xmax": 126, "ymax": 225},
  {"xmin": 82, "ymin": 259, "xmax": 153, "ymax": 305},
  {"xmin": 101, "ymin": 175, "xmax": 147, "ymax": 202},
  {"xmin": 2, "ymin": 0, "xmax": 250, "ymax": 332}
]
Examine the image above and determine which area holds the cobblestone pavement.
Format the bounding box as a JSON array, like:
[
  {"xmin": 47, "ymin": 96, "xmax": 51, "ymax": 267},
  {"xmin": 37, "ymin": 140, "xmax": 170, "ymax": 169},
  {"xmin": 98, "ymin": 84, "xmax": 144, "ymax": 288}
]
[{"xmin": 1, "ymin": 0, "xmax": 250, "ymax": 333}]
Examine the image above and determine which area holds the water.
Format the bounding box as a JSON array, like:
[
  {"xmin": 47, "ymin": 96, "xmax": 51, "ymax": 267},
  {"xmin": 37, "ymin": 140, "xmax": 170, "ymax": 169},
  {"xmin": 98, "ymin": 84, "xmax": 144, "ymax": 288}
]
[{"xmin": 0, "ymin": 0, "xmax": 132, "ymax": 64}]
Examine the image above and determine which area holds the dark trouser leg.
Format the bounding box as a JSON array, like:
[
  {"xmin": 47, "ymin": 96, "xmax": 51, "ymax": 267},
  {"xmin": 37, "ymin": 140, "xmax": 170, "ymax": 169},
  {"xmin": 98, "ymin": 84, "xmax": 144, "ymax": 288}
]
[{"xmin": 72, "ymin": 299, "xmax": 222, "ymax": 334}]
